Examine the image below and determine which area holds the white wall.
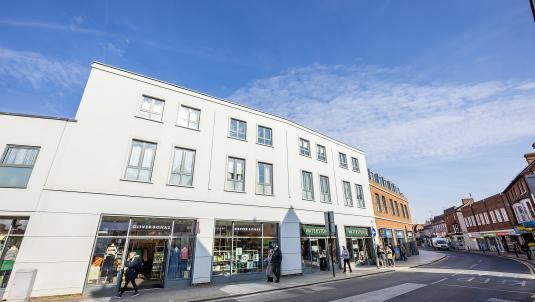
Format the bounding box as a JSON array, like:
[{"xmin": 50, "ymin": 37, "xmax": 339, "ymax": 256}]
[{"xmin": 3, "ymin": 63, "xmax": 376, "ymax": 297}]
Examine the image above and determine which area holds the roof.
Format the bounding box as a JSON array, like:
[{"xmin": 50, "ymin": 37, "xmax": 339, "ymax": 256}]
[
  {"xmin": 91, "ymin": 62, "xmax": 366, "ymax": 155},
  {"xmin": 0, "ymin": 111, "xmax": 76, "ymax": 122},
  {"xmin": 503, "ymin": 160, "xmax": 535, "ymax": 193}
]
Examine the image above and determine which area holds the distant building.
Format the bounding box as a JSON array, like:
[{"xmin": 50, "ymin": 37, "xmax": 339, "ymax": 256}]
[{"xmin": 443, "ymin": 197, "xmax": 473, "ymax": 248}]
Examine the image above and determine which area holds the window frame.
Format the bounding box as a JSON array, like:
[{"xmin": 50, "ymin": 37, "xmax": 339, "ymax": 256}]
[
  {"xmin": 319, "ymin": 175, "xmax": 331, "ymax": 203},
  {"xmin": 256, "ymin": 161, "xmax": 274, "ymax": 196},
  {"xmin": 355, "ymin": 183, "xmax": 365, "ymax": 208},
  {"xmin": 0, "ymin": 145, "xmax": 41, "ymax": 188},
  {"xmin": 381, "ymin": 196, "xmax": 388, "ymax": 214},
  {"xmin": 257, "ymin": 125, "xmax": 273, "ymax": 146},
  {"xmin": 168, "ymin": 146, "xmax": 196, "ymax": 187},
  {"xmin": 342, "ymin": 181, "xmax": 353, "ymax": 207},
  {"xmin": 123, "ymin": 139, "xmax": 157, "ymax": 183},
  {"xmin": 299, "ymin": 138, "xmax": 311, "ymax": 157},
  {"xmin": 351, "ymin": 157, "xmax": 360, "ymax": 173},
  {"xmin": 316, "ymin": 144, "xmax": 327, "ymax": 162},
  {"xmin": 301, "ymin": 170, "xmax": 314, "ymax": 201},
  {"xmin": 339, "ymin": 152, "xmax": 348, "ymax": 169},
  {"xmin": 228, "ymin": 118, "xmax": 247, "ymax": 141},
  {"xmin": 138, "ymin": 95, "xmax": 165, "ymax": 122},
  {"xmin": 375, "ymin": 193, "xmax": 382, "ymax": 212},
  {"xmin": 225, "ymin": 156, "xmax": 246, "ymax": 192},
  {"xmin": 176, "ymin": 105, "xmax": 201, "ymax": 130}
]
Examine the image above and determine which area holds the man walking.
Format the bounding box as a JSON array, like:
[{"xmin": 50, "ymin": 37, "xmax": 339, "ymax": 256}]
[
  {"xmin": 115, "ymin": 252, "xmax": 142, "ymax": 298},
  {"xmin": 342, "ymin": 246, "xmax": 352, "ymax": 273},
  {"xmin": 271, "ymin": 243, "xmax": 282, "ymax": 283}
]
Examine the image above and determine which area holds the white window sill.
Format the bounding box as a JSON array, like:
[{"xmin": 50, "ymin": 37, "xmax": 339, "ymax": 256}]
[
  {"xmin": 228, "ymin": 136, "xmax": 247, "ymax": 142},
  {"xmin": 134, "ymin": 115, "xmax": 164, "ymax": 124},
  {"xmin": 256, "ymin": 142, "xmax": 274, "ymax": 148},
  {"xmin": 175, "ymin": 124, "xmax": 200, "ymax": 132},
  {"xmin": 166, "ymin": 183, "xmax": 194, "ymax": 188},
  {"xmin": 255, "ymin": 193, "xmax": 275, "ymax": 197},
  {"xmin": 224, "ymin": 189, "xmax": 247, "ymax": 193},
  {"xmin": 0, "ymin": 185, "xmax": 27, "ymax": 189},
  {"xmin": 120, "ymin": 178, "xmax": 153, "ymax": 184},
  {"xmin": 300, "ymin": 153, "xmax": 312, "ymax": 158}
]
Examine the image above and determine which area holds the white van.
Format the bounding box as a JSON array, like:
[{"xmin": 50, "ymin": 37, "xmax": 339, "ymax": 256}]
[{"xmin": 432, "ymin": 237, "xmax": 449, "ymax": 250}]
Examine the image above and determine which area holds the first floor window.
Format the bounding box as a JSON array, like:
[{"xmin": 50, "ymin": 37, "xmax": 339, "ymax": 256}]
[
  {"xmin": 351, "ymin": 157, "xmax": 360, "ymax": 172},
  {"xmin": 394, "ymin": 201, "xmax": 400, "ymax": 216},
  {"xmin": 0, "ymin": 145, "xmax": 40, "ymax": 188},
  {"xmin": 382, "ymin": 196, "xmax": 388, "ymax": 214},
  {"xmin": 339, "ymin": 152, "xmax": 348, "ymax": 168},
  {"xmin": 169, "ymin": 147, "xmax": 195, "ymax": 186},
  {"xmin": 343, "ymin": 181, "xmax": 353, "ymax": 206},
  {"xmin": 226, "ymin": 157, "xmax": 245, "ymax": 192},
  {"xmin": 375, "ymin": 193, "xmax": 382, "ymax": 212},
  {"xmin": 301, "ymin": 171, "xmax": 314, "ymax": 200},
  {"xmin": 299, "ymin": 138, "xmax": 310, "ymax": 156},
  {"xmin": 257, "ymin": 126, "xmax": 273, "ymax": 146},
  {"xmin": 257, "ymin": 162, "xmax": 273, "ymax": 195},
  {"xmin": 319, "ymin": 175, "xmax": 331, "ymax": 203},
  {"xmin": 139, "ymin": 96, "xmax": 164, "ymax": 121},
  {"xmin": 317, "ymin": 145, "xmax": 327, "ymax": 162},
  {"xmin": 355, "ymin": 184, "xmax": 364, "ymax": 208},
  {"xmin": 125, "ymin": 140, "xmax": 156, "ymax": 182},
  {"xmin": 500, "ymin": 208, "xmax": 509, "ymax": 221},
  {"xmin": 177, "ymin": 105, "xmax": 200, "ymax": 130}
]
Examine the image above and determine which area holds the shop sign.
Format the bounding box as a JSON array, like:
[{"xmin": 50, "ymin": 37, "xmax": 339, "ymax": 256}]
[
  {"xmin": 395, "ymin": 230, "xmax": 404, "ymax": 238},
  {"xmin": 345, "ymin": 227, "xmax": 370, "ymax": 237},
  {"xmin": 379, "ymin": 228, "xmax": 393, "ymax": 238},
  {"xmin": 517, "ymin": 226, "xmax": 534, "ymax": 232},
  {"xmin": 522, "ymin": 220, "xmax": 535, "ymax": 228},
  {"xmin": 495, "ymin": 230, "xmax": 515, "ymax": 236},
  {"xmin": 407, "ymin": 231, "xmax": 413, "ymax": 239},
  {"xmin": 131, "ymin": 224, "xmax": 171, "ymax": 231},
  {"xmin": 481, "ymin": 232, "xmax": 496, "ymax": 237},
  {"xmin": 302, "ymin": 225, "xmax": 328, "ymax": 237}
]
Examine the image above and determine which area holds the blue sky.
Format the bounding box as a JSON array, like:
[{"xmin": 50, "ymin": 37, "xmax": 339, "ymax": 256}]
[{"xmin": 1, "ymin": 1, "xmax": 535, "ymax": 223}]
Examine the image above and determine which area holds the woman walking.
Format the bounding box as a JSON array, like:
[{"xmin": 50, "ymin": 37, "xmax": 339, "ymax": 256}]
[
  {"xmin": 265, "ymin": 249, "xmax": 274, "ymax": 282},
  {"xmin": 385, "ymin": 245, "xmax": 395, "ymax": 267}
]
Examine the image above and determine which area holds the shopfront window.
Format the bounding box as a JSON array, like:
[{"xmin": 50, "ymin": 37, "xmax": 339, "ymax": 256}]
[
  {"xmin": 86, "ymin": 238, "xmax": 126, "ymax": 285},
  {"xmin": 301, "ymin": 225, "xmax": 338, "ymax": 272},
  {"xmin": 344, "ymin": 227, "xmax": 372, "ymax": 266},
  {"xmin": 212, "ymin": 221, "xmax": 278, "ymax": 277},
  {"xmin": 98, "ymin": 216, "xmax": 130, "ymax": 237},
  {"xmin": 0, "ymin": 218, "xmax": 28, "ymax": 289}
]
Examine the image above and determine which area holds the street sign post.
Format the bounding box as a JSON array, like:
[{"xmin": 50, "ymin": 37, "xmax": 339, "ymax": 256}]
[{"xmin": 324, "ymin": 211, "xmax": 336, "ymax": 277}]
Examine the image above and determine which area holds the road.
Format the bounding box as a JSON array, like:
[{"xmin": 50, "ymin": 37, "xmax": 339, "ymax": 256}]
[{"xmin": 214, "ymin": 251, "xmax": 535, "ymax": 302}]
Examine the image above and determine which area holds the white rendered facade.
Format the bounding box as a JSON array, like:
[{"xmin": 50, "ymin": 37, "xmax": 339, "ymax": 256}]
[{"xmin": 0, "ymin": 63, "xmax": 376, "ymax": 298}]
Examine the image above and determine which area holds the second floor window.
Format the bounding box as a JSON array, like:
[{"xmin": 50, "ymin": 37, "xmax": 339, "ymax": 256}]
[
  {"xmin": 0, "ymin": 145, "xmax": 40, "ymax": 188},
  {"xmin": 317, "ymin": 145, "xmax": 327, "ymax": 162},
  {"xmin": 125, "ymin": 140, "xmax": 157, "ymax": 182},
  {"xmin": 257, "ymin": 126, "xmax": 272, "ymax": 146},
  {"xmin": 177, "ymin": 106, "xmax": 200, "ymax": 130},
  {"xmin": 257, "ymin": 162, "xmax": 273, "ymax": 195},
  {"xmin": 382, "ymin": 196, "xmax": 388, "ymax": 214},
  {"xmin": 229, "ymin": 118, "xmax": 247, "ymax": 140},
  {"xmin": 355, "ymin": 184, "xmax": 365, "ymax": 208},
  {"xmin": 139, "ymin": 96, "xmax": 164, "ymax": 121},
  {"xmin": 319, "ymin": 175, "xmax": 331, "ymax": 203},
  {"xmin": 169, "ymin": 147, "xmax": 195, "ymax": 186},
  {"xmin": 351, "ymin": 157, "xmax": 360, "ymax": 172},
  {"xmin": 400, "ymin": 204, "xmax": 407, "ymax": 218},
  {"xmin": 343, "ymin": 181, "xmax": 353, "ymax": 206},
  {"xmin": 339, "ymin": 153, "xmax": 348, "ymax": 169},
  {"xmin": 301, "ymin": 171, "xmax": 314, "ymax": 200},
  {"xmin": 394, "ymin": 201, "xmax": 400, "ymax": 216},
  {"xmin": 226, "ymin": 157, "xmax": 245, "ymax": 192},
  {"xmin": 500, "ymin": 208, "xmax": 509, "ymax": 221},
  {"xmin": 299, "ymin": 138, "xmax": 310, "ymax": 156},
  {"xmin": 375, "ymin": 193, "xmax": 382, "ymax": 212}
]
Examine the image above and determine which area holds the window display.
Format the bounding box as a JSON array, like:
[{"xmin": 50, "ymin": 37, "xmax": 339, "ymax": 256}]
[
  {"xmin": 212, "ymin": 220, "xmax": 278, "ymax": 277},
  {"xmin": 0, "ymin": 217, "xmax": 29, "ymax": 289},
  {"xmin": 344, "ymin": 226, "xmax": 372, "ymax": 266},
  {"xmin": 86, "ymin": 216, "xmax": 196, "ymax": 290},
  {"xmin": 300, "ymin": 225, "xmax": 338, "ymax": 272}
]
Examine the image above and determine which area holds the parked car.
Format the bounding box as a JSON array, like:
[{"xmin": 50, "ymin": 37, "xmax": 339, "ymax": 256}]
[{"xmin": 432, "ymin": 238, "xmax": 450, "ymax": 250}]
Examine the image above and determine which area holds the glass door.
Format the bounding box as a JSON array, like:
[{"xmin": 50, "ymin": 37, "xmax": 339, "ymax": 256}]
[
  {"xmin": 126, "ymin": 238, "xmax": 168, "ymax": 289},
  {"xmin": 310, "ymin": 239, "xmax": 320, "ymax": 271}
]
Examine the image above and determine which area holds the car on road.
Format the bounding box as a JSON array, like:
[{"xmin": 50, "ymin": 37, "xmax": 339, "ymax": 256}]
[{"xmin": 432, "ymin": 237, "xmax": 450, "ymax": 250}]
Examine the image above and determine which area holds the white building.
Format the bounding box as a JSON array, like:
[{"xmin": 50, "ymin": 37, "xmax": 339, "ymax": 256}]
[{"xmin": 0, "ymin": 63, "xmax": 376, "ymax": 299}]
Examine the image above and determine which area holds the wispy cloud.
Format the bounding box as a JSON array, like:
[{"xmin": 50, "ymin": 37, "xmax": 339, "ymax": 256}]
[
  {"xmin": 0, "ymin": 19, "xmax": 104, "ymax": 35},
  {"xmin": 0, "ymin": 48, "xmax": 87, "ymax": 89},
  {"xmin": 229, "ymin": 64, "xmax": 535, "ymax": 164}
]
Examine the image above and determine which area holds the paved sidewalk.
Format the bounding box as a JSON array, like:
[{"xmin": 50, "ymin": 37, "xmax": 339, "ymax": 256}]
[{"xmin": 49, "ymin": 250, "xmax": 445, "ymax": 302}]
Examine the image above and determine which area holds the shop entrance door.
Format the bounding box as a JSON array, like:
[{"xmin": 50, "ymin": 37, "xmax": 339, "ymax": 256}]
[
  {"xmin": 310, "ymin": 239, "xmax": 320, "ymax": 271},
  {"xmin": 126, "ymin": 238, "xmax": 168, "ymax": 289}
]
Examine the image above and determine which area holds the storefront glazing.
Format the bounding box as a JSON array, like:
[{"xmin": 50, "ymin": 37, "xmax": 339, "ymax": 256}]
[
  {"xmin": 212, "ymin": 220, "xmax": 278, "ymax": 280},
  {"xmin": 344, "ymin": 226, "xmax": 373, "ymax": 266},
  {"xmin": 379, "ymin": 228, "xmax": 393, "ymax": 246},
  {"xmin": 301, "ymin": 224, "xmax": 338, "ymax": 272},
  {"xmin": 0, "ymin": 217, "xmax": 28, "ymax": 293},
  {"xmin": 85, "ymin": 215, "xmax": 196, "ymax": 295}
]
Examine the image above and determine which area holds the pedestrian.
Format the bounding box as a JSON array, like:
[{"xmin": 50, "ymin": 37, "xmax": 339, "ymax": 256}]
[
  {"xmin": 342, "ymin": 246, "xmax": 352, "ymax": 273},
  {"xmin": 271, "ymin": 243, "xmax": 282, "ymax": 283},
  {"xmin": 115, "ymin": 252, "xmax": 141, "ymax": 298},
  {"xmin": 399, "ymin": 244, "xmax": 407, "ymax": 261},
  {"xmin": 265, "ymin": 248, "xmax": 274, "ymax": 282},
  {"xmin": 386, "ymin": 245, "xmax": 395, "ymax": 267},
  {"xmin": 376, "ymin": 244, "xmax": 386, "ymax": 268}
]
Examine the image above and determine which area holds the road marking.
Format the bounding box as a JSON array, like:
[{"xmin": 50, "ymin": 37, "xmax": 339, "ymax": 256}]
[
  {"xmin": 431, "ymin": 278, "xmax": 448, "ymax": 285},
  {"xmin": 469, "ymin": 260, "xmax": 481, "ymax": 269},
  {"xmin": 442, "ymin": 284, "xmax": 534, "ymax": 294},
  {"xmin": 487, "ymin": 298, "xmax": 517, "ymax": 302},
  {"xmin": 328, "ymin": 283, "xmax": 427, "ymax": 302}
]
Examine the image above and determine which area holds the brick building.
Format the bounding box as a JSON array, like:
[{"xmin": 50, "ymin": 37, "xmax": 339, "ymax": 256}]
[
  {"xmin": 461, "ymin": 193, "xmax": 517, "ymax": 252},
  {"xmin": 443, "ymin": 198, "xmax": 473, "ymax": 248},
  {"xmin": 368, "ymin": 169, "xmax": 415, "ymax": 254}
]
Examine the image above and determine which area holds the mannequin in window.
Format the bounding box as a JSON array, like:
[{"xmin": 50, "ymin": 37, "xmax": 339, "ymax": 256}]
[
  {"xmin": 168, "ymin": 246, "xmax": 179, "ymax": 278},
  {"xmin": 179, "ymin": 246, "xmax": 189, "ymax": 278},
  {"xmin": 101, "ymin": 243, "xmax": 117, "ymax": 283},
  {"xmin": 0, "ymin": 245, "xmax": 19, "ymax": 287}
]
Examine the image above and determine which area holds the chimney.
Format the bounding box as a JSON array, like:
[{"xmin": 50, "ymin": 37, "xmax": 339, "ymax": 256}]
[
  {"xmin": 461, "ymin": 197, "xmax": 474, "ymax": 206},
  {"xmin": 525, "ymin": 152, "xmax": 535, "ymax": 165}
]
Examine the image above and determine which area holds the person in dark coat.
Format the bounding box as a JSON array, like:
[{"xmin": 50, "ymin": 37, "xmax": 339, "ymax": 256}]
[
  {"xmin": 271, "ymin": 244, "xmax": 282, "ymax": 283},
  {"xmin": 115, "ymin": 252, "xmax": 141, "ymax": 298}
]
